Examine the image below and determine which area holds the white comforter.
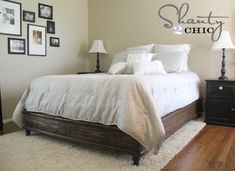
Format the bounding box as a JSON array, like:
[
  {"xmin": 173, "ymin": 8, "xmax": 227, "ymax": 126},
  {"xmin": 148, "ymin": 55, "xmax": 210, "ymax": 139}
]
[{"xmin": 12, "ymin": 72, "xmax": 200, "ymax": 152}]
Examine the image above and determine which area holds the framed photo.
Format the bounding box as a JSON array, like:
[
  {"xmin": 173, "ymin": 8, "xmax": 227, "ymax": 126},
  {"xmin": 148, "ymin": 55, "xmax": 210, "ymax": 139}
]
[
  {"xmin": 8, "ymin": 38, "xmax": 25, "ymax": 54},
  {"xmin": 50, "ymin": 37, "xmax": 60, "ymax": 47},
  {"xmin": 28, "ymin": 24, "xmax": 46, "ymax": 56},
  {"xmin": 23, "ymin": 11, "xmax": 35, "ymax": 22},
  {"xmin": 47, "ymin": 21, "xmax": 55, "ymax": 34},
  {"xmin": 0, "ymin": 0, "xmax": 22, "ymax": 36},
  {"xmin": 38, "ymin": 3, "xmax": 53, "ymax": 20}
]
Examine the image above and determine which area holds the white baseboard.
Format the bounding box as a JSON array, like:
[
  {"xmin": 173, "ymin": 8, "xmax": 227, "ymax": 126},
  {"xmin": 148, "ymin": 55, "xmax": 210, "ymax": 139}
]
[{"xmin": 3, "ymin": 118, "xmax": 12, "ymax": 124}]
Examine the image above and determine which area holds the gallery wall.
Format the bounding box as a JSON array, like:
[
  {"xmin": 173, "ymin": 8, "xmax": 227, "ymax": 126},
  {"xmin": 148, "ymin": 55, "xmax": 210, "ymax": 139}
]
[
  {"xmin": 88, "ymin": 0, "xmax": 235, "ymax": 97},
  {"xmin": 0, "ymin": 0, "xmax": 88, "ymax": 120}
]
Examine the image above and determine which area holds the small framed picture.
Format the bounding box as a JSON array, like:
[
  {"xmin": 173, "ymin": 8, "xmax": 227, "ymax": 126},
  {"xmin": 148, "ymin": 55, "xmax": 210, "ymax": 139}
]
[
  {"xmin": 8, "ymin": 38, "xmax": 25, "ymax": 54},
  {"xmin": 38, "ymin": 3, "xmax": 53, "ymax": 20},
  {"xmin": 23, "ymin": 11, "xmax": 35, "ymax": 22},
  {"xmin": 50, "ymin": 37, "xmax": 60, "ymax": 47},
  {"xmin": 47, "ymin": 21, "xmax": 55, "ymax": 34},
  {"xmin": 0, "ymin": 0, "xmax": 22, "ymax": 36},
  {"xmin": 28, "ymin": 24, "xmax": 46, "ymax": 56}
]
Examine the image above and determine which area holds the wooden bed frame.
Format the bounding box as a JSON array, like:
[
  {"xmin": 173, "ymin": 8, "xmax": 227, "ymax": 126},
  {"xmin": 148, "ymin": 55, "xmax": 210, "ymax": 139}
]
[{"xmin": 23, "ymin": 99, "xmax": 202, "ymax": 166}]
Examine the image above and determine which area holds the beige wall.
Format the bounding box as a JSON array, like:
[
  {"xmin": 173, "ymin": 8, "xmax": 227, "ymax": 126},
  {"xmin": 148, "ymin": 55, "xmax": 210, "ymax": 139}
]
[
  {"xmin": 0, "ymin": 0, "xmax": 88, "ymax": 120},
  {"xmin": 1, "ymin": 0, "xmax": 235, "ymax": 120},
  {"xmin": 88, "ymin": 0, "xmax": 235, "ymax": 97}
]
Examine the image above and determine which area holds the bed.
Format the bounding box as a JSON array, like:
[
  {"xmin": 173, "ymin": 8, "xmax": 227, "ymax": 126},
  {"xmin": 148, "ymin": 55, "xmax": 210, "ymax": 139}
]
[{"xmin": 12, "ymin": 72, "xmax": 201, "ymax": 165}]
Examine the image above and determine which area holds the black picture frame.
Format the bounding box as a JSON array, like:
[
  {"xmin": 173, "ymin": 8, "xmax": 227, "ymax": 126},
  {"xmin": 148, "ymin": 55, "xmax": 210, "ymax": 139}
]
[
  {"xmin": 38, "ymin": 3, "xmax": 53, "ymax": 20},
  {"xmin": 27, "ymin": 24, "xmax": 47, "ymax": 56},
  {"xmin": 8, "ymin": 37, "xmax": 25, "ymax": 54},
  {"xmin": 0, "ymin": 0, "xmax": 22, "ymax": 36},
  {"xmin": 23, "ymin": 10, "xmax": 35, "ymax": 23},
  {"xmin": 47, "ymin": 20, "xmax": 55, "ymax": 34},
  {"xmin": 50, "ymin": 37, "xmax": 60, "ymax": 47}
]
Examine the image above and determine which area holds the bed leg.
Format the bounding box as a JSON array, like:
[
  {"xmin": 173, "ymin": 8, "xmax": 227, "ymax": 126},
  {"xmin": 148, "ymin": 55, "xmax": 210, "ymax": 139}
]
[
  {"xmin": 196, "ymin": 98, "xmax": 203, "ymax": 116},
  {"xmin": 132, "ymin": 155, "xmax": 140, "ymax": 166},
  {"xmin": 25, "ymin": 129, "xmax": 31, "ymax": 136}
]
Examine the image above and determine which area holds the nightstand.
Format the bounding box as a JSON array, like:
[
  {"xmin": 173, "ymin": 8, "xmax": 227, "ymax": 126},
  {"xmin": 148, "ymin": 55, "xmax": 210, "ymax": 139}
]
[
  {"xmin": 77, "ymin": 71, "xmax": 106, "ymax": 74},
  {"xmin": 205, "ymin": 80, "xmax": 235, "ymax": 127},
  {"xmin": 0, "ymin": 87, "xmax": 3, "ymax": 130}
]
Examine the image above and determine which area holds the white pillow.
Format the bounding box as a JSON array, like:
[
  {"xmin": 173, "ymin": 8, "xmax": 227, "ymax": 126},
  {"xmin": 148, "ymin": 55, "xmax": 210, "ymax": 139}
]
[
  {"xmin": 154, "ymin": 44, "xmax": 191, "ymax": 72},
  {"xmin": 108, "ymin": 62, "xmax": 127, "ymax": 75},
  {"xmin": 127, "ymin": 44, "xmax": 155, "ymax": 53},
  {"xmin": 133, "ymin": 60, "xmax": 167, "ymax": 75},
  {"xmin": 153, "ymin": 51, "xmax": 187, "ymax": 73},
  {"xmin": 125, "ymin": 53, "xmax": 155, "ymax": 74},
  {"xmin": 127, "ymin": 53, "xmax": 154, "ymax": 63},
  {"xmin": 110, "ymin": 50, "xmax": 151, "ymax": 67},
  {"xmin": 110, "ymin": 51, "xmax": 129, "ymax": 66},
  {"xmin": 154, "ymin": 44, "xmax": 191, "ymax": 54}
]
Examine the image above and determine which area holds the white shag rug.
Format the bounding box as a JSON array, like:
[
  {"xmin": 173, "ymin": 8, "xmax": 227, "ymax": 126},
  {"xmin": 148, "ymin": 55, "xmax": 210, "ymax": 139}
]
[{"xmin": 0, "ymin": 119, "xmax": 205, "ymax": 171}]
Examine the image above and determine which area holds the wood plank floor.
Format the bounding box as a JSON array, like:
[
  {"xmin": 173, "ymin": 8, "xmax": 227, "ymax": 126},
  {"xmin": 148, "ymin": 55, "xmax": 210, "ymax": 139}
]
[
  {"xmin": 163, "ymin": 125, "xmax": 235, "ymax": 171},
  {"xmin": 1, "ymin": 123, "xmax": 235, "ymax": 171}
]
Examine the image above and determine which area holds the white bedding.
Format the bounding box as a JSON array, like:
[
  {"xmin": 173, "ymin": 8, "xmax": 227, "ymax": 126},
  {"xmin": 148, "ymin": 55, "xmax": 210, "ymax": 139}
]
[{"xmin": 12, "ymin": 72, "xmax": 200, "ymax": 152}]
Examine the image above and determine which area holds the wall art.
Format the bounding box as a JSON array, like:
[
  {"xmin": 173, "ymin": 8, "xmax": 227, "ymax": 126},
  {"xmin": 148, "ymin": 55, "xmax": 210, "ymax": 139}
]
[
  {"xmin": 28, "ymin": 24, "xmax": 46, "ymax": 56},
  {"xmin": 0, "ymin": 0, "xmax": 22, "ymax": 36},
  {"xmin": 8, "ymin": 37, "xmax": 25, "ymax": 54},
  {"xmin": 38, "ymin": 3, "xmax": 53, "ymax": 20},
  {"xmin": 50, "ymin": 37, "xmax": 59, "ymax": 47},
  {"xmin": 23, "ymin": 10, "xmax": 35, "ymax": 22}
]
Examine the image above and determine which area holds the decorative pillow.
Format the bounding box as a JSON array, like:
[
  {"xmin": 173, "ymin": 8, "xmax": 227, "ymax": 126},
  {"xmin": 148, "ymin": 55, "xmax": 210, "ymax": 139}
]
[
  {"xmin": 108, "ymin": 62, "xmax": 127, "ymax": 75},
  {"xmin": 126, "ymin": 44, "xmax": 155, "ymax": 53},
  {"xmin": 153, "ymin": 51, "xmax": 187, "ymax": 73},
  {"xmin": 154, "ymin": 44, "xmax": 191, "ymax": 72},
  {"xmin": 133, "ymin": 60, "xmax": 167, "ymax": 75},
  {"xmin": 125, "ymin": 53, "xmax": 155, "ymax": 74},
  {"xmin": 126, "ymin": 53, "xmax": 155, "ymax": 63}
]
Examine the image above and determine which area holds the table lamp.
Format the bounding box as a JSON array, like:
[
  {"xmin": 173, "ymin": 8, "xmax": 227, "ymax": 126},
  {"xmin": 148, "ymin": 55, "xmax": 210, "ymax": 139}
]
[
  {"xmin": 212, "ymin": 31, "xmax": 235, "ymax": 80},
  {"xmin": 89, "ymin": 40, "xmax": 107, "ymax": 73}
]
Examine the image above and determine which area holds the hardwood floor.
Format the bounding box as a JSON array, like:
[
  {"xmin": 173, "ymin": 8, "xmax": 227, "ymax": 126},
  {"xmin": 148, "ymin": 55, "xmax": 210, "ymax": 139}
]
[
  {"xmin": 1, "ymin": 123, "xmax": 234, "ymax": 171},
  {"xmin": 163, "ymin": 125, "xmax": 235, "ymax": 171}
]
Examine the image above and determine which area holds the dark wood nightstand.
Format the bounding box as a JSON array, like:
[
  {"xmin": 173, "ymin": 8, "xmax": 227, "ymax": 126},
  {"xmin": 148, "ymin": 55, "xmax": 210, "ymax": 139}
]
[
  {"xmin": 205, "ymin": 80, "xmax": 235, "ymax": 127},
  {"xmin": 77, "ymin": 71, "xmax": 106, "ymax": 74},
  {"xmin": 0, "ymin": 87, "xmax": 3, "ymax": 130}
]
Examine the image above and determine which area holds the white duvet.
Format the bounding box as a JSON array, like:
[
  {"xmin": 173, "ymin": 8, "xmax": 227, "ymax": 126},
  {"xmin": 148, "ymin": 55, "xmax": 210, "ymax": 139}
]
[{"xmin": 12, "ymin": 72, "xmax": 200, "ymax": 152}]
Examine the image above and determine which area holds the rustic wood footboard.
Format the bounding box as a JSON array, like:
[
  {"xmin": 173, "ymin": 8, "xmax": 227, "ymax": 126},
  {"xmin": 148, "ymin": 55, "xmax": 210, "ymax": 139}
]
[{"xmin": 23, "ymin": 99, "xmax": 202, "ymax": 166}]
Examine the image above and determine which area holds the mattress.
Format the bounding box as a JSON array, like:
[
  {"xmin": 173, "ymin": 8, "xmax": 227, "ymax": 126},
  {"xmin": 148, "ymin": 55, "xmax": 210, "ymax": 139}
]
[{"xmin": 12, "ymin": 72, "xmax": 200, "ymax": 152}]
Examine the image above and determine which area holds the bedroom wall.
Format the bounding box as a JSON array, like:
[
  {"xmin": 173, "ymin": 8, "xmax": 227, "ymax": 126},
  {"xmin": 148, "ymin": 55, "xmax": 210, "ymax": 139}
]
[
  {"xmin": 88, "ymin": 0, "xmax": 235, "ymax": 97},
  {"xmin": 0, "ymin": 0, "xmax": 88, "ymax": 120}
]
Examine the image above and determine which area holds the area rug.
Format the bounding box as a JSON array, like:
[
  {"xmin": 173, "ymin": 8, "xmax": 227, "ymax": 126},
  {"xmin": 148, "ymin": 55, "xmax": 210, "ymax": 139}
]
[{"xmin": 0, "ymin": 119, "xmax": 205, "ymax": 171}]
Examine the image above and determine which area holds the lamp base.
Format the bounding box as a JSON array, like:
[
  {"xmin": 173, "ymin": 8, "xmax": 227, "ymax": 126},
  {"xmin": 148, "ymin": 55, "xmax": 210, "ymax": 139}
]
[
  {"xmin": 218, "ymin": 75, "xmax": 228, "ymax": 81},
  {"xmin": 218, "ymin": 49, "xmax": 228, "ymax": 81}
]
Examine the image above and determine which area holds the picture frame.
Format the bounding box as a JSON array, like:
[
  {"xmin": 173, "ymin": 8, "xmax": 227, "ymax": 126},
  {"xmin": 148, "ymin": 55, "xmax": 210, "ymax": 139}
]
[
  {"xmin": 0, "ymin": 0, "xmax": 22, "ymax": 36},
  {"xmin": 38, "ymin": 3, "xmax": 53, "ymax": 20},
  {"xmin": 23, "ymin": 10, "xmax": 35, "ymax": 23},
  {"xmin": 47, "ymin": 21, "xmax": 55, "ymax": 34},
  {"xmin": 50, "ymin": 37, "xmax": 60, "ymax": 47},
  {"xmin": 27, "ymin": 24, "xmax": 46, "ymax": 56},
  {"xmin": 8, "ymin": 38, "xmax": 25, "ymax": 54}
]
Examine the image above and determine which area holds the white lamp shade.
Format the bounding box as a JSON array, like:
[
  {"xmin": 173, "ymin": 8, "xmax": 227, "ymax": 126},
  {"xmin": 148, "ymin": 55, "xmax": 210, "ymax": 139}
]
[
  {"xmin": 212, "ymin": 31, "xmax": 235, "ymax": 51},
  {"xmin": 89, "ymin": 40, "xmax": 107, "ymax": 54}
]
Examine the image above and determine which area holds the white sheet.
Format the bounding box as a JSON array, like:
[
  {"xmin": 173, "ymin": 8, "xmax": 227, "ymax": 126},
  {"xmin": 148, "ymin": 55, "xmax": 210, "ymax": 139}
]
[{"xmin": 12, "ymin": 72, "xmax": 200, "ymax": 152}]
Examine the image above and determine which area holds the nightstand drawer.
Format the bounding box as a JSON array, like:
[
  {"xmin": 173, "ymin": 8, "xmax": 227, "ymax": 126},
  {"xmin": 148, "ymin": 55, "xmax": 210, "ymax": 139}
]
[{"xmin": 207, "ymin": 84, "xmax": 234, "ymax": 96}]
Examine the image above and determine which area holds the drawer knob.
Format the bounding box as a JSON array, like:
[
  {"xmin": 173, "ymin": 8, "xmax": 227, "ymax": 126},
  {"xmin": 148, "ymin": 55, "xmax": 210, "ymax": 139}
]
[
  {"xmin": 219, "ymin": 86, "xmax": 223, "ymax": 90},
  {"xmin": 231, "ymin": 108, "xmax": 235, "ymax": 112}
]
